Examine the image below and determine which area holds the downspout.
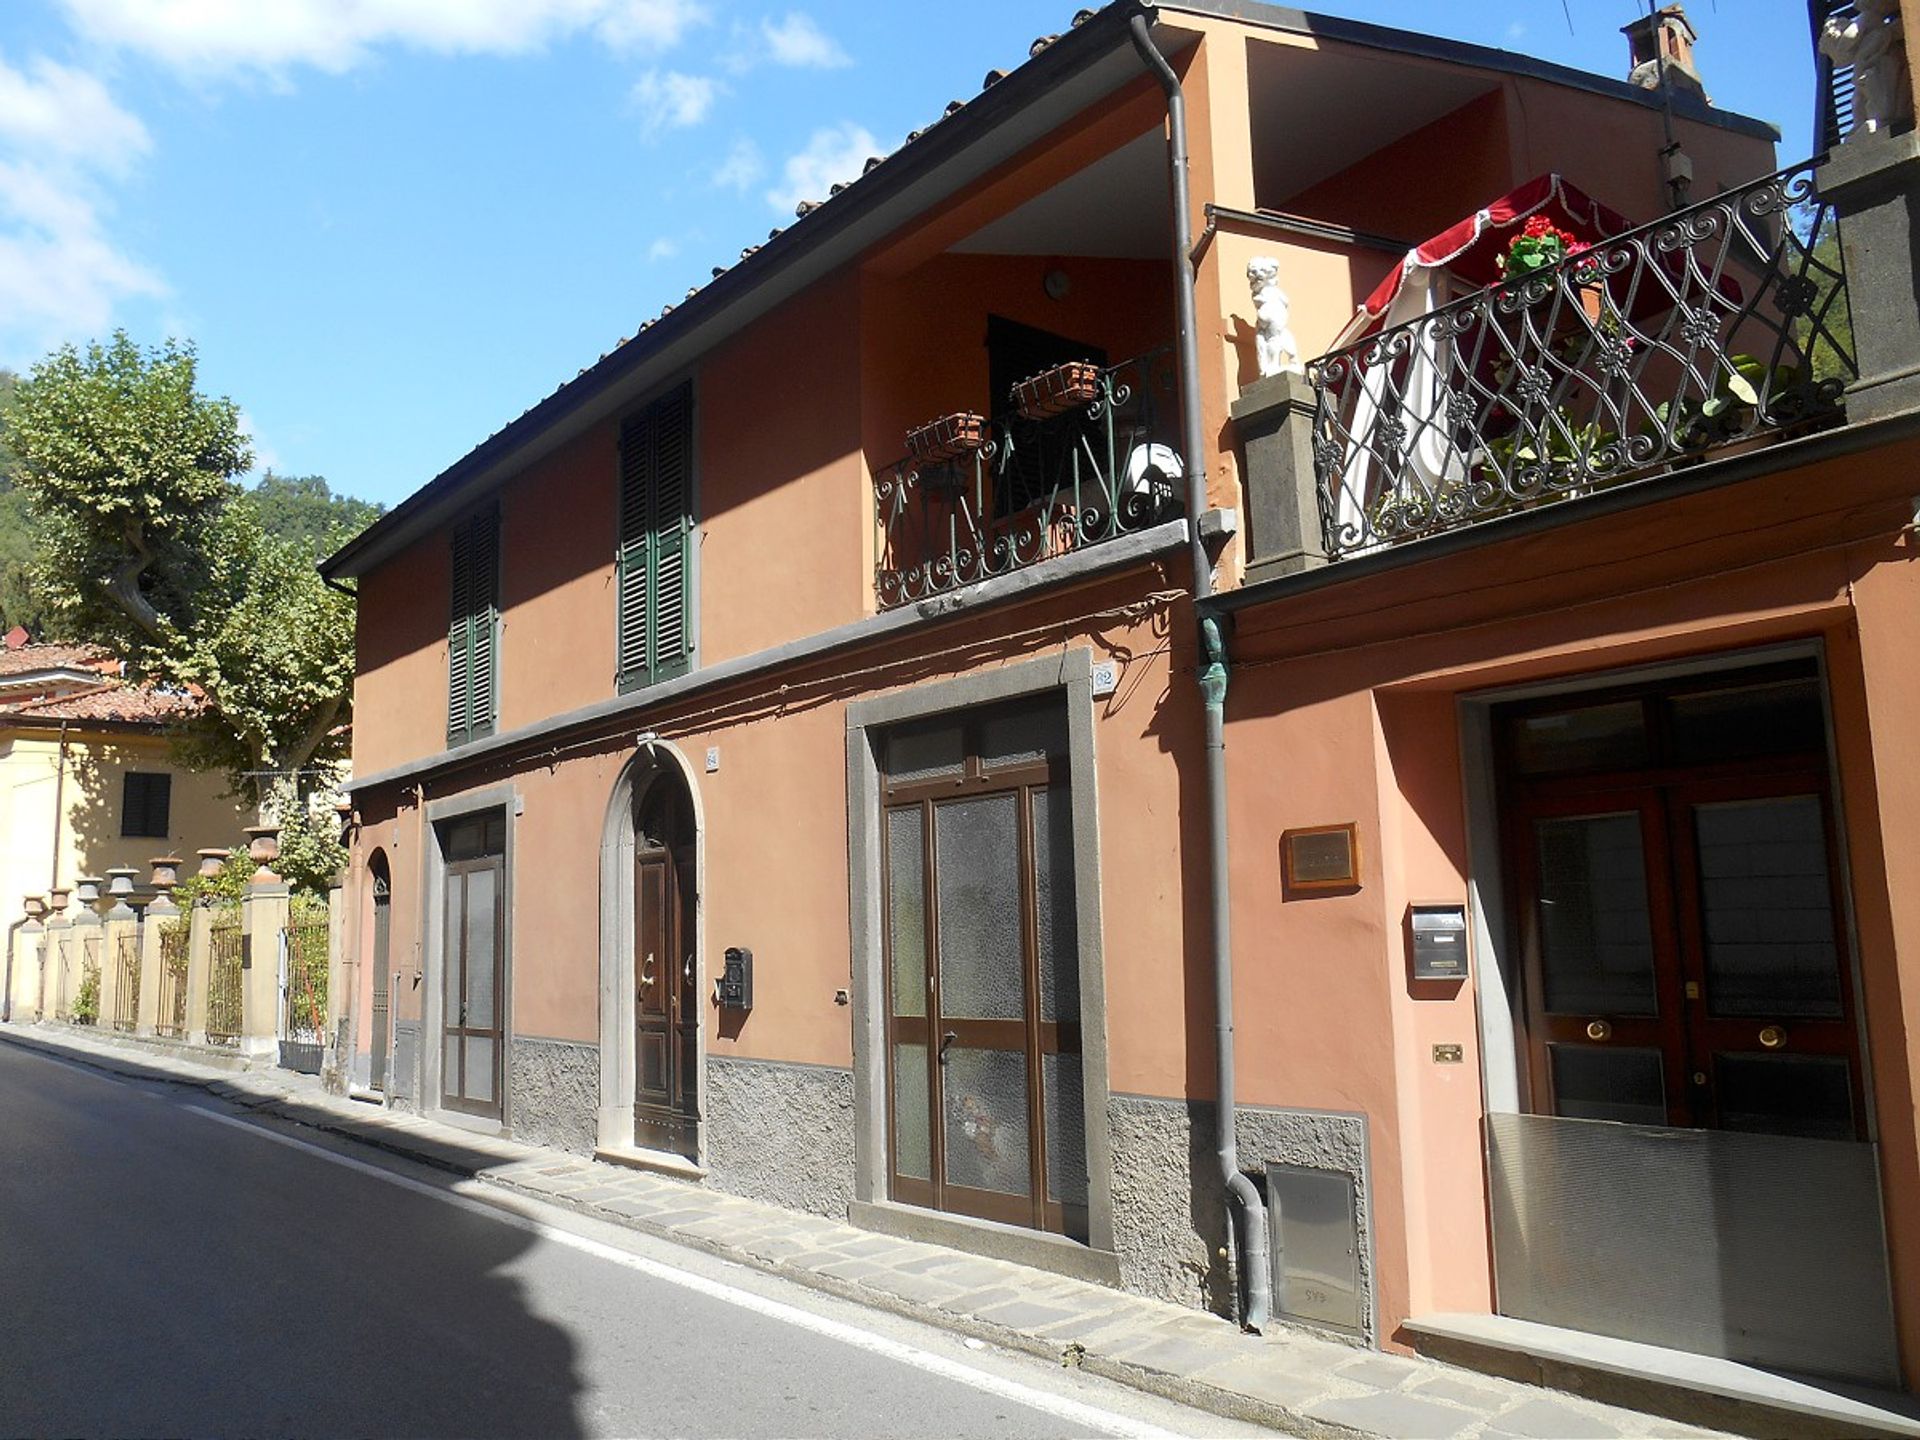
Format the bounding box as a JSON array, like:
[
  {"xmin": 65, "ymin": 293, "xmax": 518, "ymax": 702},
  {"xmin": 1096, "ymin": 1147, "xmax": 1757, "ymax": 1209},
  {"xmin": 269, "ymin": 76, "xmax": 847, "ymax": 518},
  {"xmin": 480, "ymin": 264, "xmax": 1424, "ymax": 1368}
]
[
  {"xmin": 49, "ymin": 720, "xmax": 69, "ymax": 893},
  {"xmin": 1130, "ymin": 9, "xmax": 1271, "ymax": 1332}
]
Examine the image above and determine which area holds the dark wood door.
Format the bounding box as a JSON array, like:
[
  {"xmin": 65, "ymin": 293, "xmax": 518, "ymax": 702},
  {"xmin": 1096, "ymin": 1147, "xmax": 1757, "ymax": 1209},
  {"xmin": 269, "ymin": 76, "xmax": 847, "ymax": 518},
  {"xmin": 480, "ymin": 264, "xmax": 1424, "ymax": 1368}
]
[
  {"xmin": 1501, "ymin": 664, "xmax": 1864, "ymax": 1139},
  {"xmin": 370, "ymin": 863, "xmax": 391, "ymax": 1093},
  {"xmin": 635, "ymin": 782, "xmax": 698, "ymax": 1156},
  {"xmin": 441, "ymin": 855, "xmax": 504, "ymax": 1118}
]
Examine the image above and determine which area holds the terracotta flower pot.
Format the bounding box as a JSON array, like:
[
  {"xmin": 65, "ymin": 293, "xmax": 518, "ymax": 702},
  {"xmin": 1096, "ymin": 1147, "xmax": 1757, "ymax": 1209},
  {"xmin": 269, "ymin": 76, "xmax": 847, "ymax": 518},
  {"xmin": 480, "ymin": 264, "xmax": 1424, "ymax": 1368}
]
[
  {"xmin": 1012, "ymin": 360, "xmax": 1101, "ymax": 421},
  {"xmin": 906, "ymin": 412, "xmax": 987, "ymax": 463}
]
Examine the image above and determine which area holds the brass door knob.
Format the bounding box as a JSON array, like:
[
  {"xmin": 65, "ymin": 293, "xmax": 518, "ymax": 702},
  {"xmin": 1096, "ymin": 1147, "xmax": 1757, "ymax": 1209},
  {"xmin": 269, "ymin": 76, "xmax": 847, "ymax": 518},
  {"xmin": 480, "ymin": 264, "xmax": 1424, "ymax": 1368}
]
[
  {"xmin": 1586, "ymin": 1019, "xmax": 1612, "ymax": 1042},
  {"xmin": 1759, "ymin": 1024, "xmax": 1787, "ymax": 1050}
]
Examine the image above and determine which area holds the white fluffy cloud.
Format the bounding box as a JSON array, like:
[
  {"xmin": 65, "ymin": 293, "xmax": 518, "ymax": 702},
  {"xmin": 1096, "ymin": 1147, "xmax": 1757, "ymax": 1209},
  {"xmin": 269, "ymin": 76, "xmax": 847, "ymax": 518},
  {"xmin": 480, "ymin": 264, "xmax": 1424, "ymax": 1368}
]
[
  {"xmin": 711, "ymin": 136, "xmax": 763, "ymax": 191},
  {"xmin": 55, "ymin": 0, "xmax": 709, "ymax": 76},
  {"xmin": 766, "ymin": 121, "xmax": 877, "ymax": 214},
  {"xmin": 0, "ymin": 55, "xmax": 151, "ymax": 172},
  {"xmin": 758, "ymin": 13, "xmax": 849, "ymax": 68},
  {"xmin": 633, "ymin": 68, "xmax": 720, "ymax": 137},
  {"xmin": 0, "ymin": 55, "xmax": 162, "ymax": 364}
]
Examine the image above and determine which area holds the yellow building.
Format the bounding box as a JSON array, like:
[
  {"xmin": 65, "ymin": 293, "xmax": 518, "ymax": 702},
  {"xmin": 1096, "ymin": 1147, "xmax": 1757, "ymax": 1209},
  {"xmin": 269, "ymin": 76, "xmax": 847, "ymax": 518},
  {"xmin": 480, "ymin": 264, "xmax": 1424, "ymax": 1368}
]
[{"xmin": 0, "ymin": 639, "xmax": 249, "ymax": 1012}]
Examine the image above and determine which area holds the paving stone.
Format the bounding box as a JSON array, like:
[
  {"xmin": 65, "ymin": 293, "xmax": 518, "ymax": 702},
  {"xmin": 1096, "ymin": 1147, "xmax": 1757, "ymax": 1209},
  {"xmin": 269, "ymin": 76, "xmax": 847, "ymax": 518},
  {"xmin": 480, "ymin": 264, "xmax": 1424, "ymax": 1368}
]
[
  {"xmin": 886, "ymin": 1252, "xmax": 978, "ymax": 1277},
  {"xmin": 1411, "ymin": 1375, "xmax": 1514, "ymax": 1412},
  {"xmin": 1306, "ymin": 1392, "xmax": 1477, "ymax": 1440},
  {"xmin": 1192, "ymin": 1354, "xmax": 1342, "ymax": 1410},
  {"xmin": 1033, "ymin": 1304, "xmax": 1147, "ymax": 1342},
  {"xmin": 640, "ymin": 1207, "xmax": 718, "ymax": 1229},
  {"xmin": 1480, "ymin": 1398, "xmax": 1621, "ymax": 1439},
  {"xmin": 970, "ymin": 1299, "xmax": 1083, "ymax": 1330},
  {"xmin": 1338, "ymin": 1352, "xmax": 1426, "ymax": 1390},
  {"xmin": 938, "ymin": 1286, "xmax": 1024, "ymax": 1316},
  {"xmin": 830, "ymin": 1237, "xmax": 917, "ymax": 1261},
  {"xmin": 786, "ymin": 1250, "xmax": 857, "ymax": 1271},
  {"xmin": 859, "ymin": 1269, "xmax": 967, "ymax": 1305},
  {"xmin": 814, "ymin": 1258, "xmax": 881, "ymax": 1282},
  {"xmin": 1106, "ymin": 1334, "xmax": 1233, "ymax": 1378}
]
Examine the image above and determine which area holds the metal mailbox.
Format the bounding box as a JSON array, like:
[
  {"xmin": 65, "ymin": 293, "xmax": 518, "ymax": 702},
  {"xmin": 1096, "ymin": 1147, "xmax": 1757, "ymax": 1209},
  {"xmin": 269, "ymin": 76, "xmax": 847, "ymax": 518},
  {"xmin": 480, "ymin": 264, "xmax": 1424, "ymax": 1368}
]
[{"xmin": 1409, "ymin": 904, "xmax": 1469, "ymax": 981}]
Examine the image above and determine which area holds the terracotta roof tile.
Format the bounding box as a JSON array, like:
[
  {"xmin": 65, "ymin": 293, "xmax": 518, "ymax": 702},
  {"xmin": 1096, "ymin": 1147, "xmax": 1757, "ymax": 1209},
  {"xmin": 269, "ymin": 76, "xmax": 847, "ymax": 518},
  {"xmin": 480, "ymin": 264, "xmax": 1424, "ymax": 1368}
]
[
  {"xmin": 0, "ymin": 642, "xmax": 113, "ymax": 678},
  {"xmin": 0, "ymin": 681, "xmax": 201, "ymax": 725}
]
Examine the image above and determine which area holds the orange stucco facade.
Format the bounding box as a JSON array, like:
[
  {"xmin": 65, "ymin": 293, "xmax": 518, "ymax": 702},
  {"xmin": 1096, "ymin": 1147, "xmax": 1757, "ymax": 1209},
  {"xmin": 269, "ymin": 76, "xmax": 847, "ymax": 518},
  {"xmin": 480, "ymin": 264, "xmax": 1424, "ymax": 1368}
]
[{"xmin": 334, "ymin": 1, "xmax": 1918, "ymax": 1397}]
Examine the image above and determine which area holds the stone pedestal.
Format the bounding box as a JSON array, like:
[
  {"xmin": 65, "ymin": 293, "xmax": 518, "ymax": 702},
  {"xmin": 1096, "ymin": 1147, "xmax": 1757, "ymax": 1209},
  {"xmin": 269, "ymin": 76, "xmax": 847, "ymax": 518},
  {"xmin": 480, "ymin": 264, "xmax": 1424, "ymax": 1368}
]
[
  {"xmin": 184, "ymin": 904, "xmax": 213, "ymax": 1048},
  {"xmin": 1821, "ymin": 130, "xmax": 1920, "ymax": 424},
  {"xmin": 8, "ymin": 914, "xmax": 43, "ymax": 1023},
  {"xmin": 1229, "ymin": 370, "xmax": 1329, "ymax": 582},
  {"xmin": 136, "ymin": 899, "xmax": 175, "ymax": 1036},
  {"xmin": 240, "ymin": 881, "xmax": 289, "ymax": 1061}
]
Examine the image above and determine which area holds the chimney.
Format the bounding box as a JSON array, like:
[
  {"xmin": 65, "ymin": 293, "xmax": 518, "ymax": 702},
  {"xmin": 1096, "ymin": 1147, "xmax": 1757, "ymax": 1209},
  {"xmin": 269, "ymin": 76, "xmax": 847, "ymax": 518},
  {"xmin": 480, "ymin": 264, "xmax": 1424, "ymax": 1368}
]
[{"xmin": 1623, "ymin": 4, "xmax": 1707, "ymax": 102}]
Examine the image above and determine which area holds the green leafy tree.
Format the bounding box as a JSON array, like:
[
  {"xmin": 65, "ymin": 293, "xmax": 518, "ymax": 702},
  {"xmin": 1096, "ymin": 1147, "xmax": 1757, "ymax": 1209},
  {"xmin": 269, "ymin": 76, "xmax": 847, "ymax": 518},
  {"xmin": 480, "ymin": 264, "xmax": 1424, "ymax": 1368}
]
[
  {"xmin": 5, "ymin": 332, "xmax": 367, "ymax": 819},
  {"xmin": 249, "ymin": 472, "xmax": 382, "ymax": 554},
  {"xmin": 0, "ymin": 369, "xmax": 59, "ymax": 637}
]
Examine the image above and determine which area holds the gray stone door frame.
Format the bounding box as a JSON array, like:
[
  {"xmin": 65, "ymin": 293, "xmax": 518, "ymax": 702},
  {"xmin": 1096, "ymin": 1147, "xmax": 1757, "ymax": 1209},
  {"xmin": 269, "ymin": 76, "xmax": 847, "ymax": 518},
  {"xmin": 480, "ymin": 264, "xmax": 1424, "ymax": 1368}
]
[
  {"xmin": 846, "ymin": 647, "xmax": 1119, "ymax": 1265},
  {"xmin": 597, "ymin": 741, "xmax": 707, "ymax": 1165}
]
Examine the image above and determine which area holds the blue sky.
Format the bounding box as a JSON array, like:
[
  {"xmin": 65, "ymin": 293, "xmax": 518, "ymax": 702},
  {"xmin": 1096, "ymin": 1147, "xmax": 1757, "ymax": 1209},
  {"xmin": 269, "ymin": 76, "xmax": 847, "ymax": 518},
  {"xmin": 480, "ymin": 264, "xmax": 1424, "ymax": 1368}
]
[{"xmin": 0, "ymin": 1, "xmax": 1816, "ymax": 508}]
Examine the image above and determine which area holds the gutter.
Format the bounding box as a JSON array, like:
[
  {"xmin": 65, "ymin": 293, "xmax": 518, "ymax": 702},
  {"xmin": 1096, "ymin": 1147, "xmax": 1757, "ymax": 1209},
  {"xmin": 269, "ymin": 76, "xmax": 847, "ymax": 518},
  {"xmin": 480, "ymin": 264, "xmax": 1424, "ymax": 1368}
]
[{"xmin": 1131, "ymin": 10, "xmax": 1272, "ymax": 1333}]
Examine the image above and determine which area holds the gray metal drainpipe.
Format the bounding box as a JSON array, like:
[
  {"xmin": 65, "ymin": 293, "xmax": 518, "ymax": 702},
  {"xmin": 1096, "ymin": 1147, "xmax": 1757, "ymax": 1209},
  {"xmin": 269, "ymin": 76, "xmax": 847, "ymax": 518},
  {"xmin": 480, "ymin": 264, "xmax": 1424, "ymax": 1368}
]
[{"xmin": 1130, "ymin": 8, "xmax": 1272, "ymax": 1333}]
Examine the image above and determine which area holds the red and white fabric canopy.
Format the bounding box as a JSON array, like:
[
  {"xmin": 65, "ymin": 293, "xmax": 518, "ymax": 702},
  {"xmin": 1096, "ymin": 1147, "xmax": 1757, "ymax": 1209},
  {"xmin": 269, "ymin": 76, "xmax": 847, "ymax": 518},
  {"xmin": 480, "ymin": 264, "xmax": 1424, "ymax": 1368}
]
[{"xmin": 1334, "ymin": 174, "xmax": 1635, "ymax": 348}]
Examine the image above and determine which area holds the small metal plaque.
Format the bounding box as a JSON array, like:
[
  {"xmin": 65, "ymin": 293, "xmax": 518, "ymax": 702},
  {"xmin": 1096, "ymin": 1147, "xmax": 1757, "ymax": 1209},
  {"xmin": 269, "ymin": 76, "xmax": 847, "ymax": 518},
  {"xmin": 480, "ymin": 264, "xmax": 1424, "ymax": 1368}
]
[
  {"xmin": 1433, "ymin": 1043, "xmax": 1464, "ymax": 1064},
  {"xmin": 1281, "ymin": 823, "xmax": 1359, "ymax": 893}
]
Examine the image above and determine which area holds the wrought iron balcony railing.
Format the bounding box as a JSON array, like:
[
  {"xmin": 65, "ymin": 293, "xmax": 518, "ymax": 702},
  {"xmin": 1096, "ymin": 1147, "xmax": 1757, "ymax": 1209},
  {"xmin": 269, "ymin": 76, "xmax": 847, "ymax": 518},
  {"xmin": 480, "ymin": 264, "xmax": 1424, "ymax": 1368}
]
[
  {"xmin": 1306, "ymin": 161, "xmax": 1856, "ymax": 560},
  {"xmin": 874, "ymin": 348, "xmax": 1183, "ymax": 609}
]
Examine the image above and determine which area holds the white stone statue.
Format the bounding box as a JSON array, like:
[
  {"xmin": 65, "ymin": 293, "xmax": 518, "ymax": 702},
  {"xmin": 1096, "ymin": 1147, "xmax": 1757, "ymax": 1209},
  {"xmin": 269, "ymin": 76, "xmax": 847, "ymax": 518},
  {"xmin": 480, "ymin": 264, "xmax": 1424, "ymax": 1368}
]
[
  {"xmin": 1247, "ymin": 256, "xmax": 1304, "ymax": 379},
  {"xmin": 1821, "ymin": 0, "xmax": 1913, "ymax": 138}
]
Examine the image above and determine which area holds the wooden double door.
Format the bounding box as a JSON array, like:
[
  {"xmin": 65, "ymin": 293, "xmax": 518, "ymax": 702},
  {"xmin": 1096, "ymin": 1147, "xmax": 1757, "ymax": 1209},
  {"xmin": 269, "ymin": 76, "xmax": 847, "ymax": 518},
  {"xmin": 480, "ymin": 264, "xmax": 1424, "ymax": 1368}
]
[
  {"xmin": 441, "ymin": 812, "xmax": 506, "ymax": 1119},
  {"xmin": 881, "ymin": 700, "xmax": 1088, "ymax": 1239},
  {"xmin": 1500, "ymin": 663, "xmax": 1865, "ymax": 1139},
  {"xmin": 634, "ymin": 776, "xmax": 699, "ymax": 1157}
]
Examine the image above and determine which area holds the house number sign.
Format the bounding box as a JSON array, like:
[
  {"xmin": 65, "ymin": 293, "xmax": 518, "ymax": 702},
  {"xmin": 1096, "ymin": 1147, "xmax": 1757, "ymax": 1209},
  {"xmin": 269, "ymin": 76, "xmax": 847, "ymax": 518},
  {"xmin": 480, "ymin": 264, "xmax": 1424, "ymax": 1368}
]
[{"xmin": 1281, "ymin": 823, "xmax": 1360, "ymax": 893}]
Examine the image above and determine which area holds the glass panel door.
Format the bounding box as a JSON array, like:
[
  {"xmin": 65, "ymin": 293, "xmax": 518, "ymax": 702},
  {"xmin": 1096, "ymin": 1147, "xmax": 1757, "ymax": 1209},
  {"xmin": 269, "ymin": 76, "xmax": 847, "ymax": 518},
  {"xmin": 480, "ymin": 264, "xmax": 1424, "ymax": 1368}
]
[
  {"xmin": 441, "ymin": 850, "xmax": 504, "ymax": 1119},
  {"xmin": 880, "ymin": 700, "xmax": 1085, "ymax": 1237}
]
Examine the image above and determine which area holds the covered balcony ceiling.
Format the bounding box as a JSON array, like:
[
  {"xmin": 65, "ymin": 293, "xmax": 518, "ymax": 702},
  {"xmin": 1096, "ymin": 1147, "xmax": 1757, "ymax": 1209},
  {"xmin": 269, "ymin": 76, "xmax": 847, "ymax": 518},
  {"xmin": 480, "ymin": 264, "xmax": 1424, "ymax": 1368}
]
[
  {"xmin": 1247, "ymin": 37, "xmax": 1497, "ymax": 208},
  {"xmin": 949, "ymin": 128, "xmax": 1172, "ymax": 260}
]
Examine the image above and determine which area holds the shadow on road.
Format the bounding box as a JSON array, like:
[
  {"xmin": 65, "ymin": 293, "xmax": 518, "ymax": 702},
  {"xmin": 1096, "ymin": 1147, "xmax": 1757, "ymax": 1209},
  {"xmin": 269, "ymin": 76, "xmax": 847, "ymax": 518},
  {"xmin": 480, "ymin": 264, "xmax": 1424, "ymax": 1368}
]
[{"xmin": 0, "ymin": 1034, "xmax": 587, "ymax": 1439}]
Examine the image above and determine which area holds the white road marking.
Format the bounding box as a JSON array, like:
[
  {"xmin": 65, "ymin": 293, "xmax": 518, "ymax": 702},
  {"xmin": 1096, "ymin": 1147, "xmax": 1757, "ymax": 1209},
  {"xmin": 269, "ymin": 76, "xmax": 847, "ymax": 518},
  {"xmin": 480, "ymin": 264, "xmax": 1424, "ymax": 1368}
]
[{"xmin": 183, "ymin": 1105, "xmax": 1182, "ymax": 1440}]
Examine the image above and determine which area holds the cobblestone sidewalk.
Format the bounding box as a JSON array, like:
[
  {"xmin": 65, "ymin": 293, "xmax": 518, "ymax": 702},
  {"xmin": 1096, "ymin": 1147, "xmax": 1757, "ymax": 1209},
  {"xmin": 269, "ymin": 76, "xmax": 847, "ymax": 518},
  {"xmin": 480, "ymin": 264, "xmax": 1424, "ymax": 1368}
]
[{"xmin": 2, "ymin": 1023, "xmax": 1726, "ymax": 1440}]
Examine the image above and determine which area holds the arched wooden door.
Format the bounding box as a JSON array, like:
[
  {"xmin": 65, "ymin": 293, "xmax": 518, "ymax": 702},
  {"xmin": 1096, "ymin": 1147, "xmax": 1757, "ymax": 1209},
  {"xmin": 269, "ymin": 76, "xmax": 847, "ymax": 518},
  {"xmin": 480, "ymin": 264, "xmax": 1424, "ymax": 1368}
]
[{"xmin": 634, "ymin": 773, "xmax": 698, "ymax": 1157}]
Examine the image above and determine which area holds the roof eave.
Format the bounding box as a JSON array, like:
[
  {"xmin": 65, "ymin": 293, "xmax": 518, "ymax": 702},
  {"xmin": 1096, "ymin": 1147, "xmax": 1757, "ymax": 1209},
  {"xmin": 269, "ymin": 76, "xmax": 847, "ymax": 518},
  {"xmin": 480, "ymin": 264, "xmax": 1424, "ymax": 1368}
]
[{"xmin": 320, "ymin": 0, "xmax": 1160, "ymax": 581}]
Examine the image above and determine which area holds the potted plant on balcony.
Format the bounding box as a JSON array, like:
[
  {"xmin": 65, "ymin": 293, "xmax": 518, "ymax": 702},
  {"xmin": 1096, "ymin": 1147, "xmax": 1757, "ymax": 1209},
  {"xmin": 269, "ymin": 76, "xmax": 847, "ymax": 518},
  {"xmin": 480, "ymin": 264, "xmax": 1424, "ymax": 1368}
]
[
  {"xmin": 1011, "ymin": 360, "xmax": 1102, "ymax": 421},
  {"xmin": 1498, "ymin": 215, "xmax": 1602, "ymax": 322},
  {"xmin": 906, "ymin": 411, "xmax": 988, "ymax": 463}
]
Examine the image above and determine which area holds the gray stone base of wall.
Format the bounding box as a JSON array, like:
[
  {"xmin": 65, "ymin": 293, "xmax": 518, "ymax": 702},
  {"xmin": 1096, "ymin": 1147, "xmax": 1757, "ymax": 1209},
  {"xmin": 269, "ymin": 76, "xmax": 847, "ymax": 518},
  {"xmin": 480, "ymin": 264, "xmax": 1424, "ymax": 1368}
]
[
  {"xmin": 704, "ymin": 1055, "xmax": 855, "ymax": 1219},
  {"xmin": 1108, "ymin": 1094, "xmax": 1375, "ymax": 1343},
  {"xmin": 508, "ymin": 1035, "xmax": 599, "ymax": 1156}
]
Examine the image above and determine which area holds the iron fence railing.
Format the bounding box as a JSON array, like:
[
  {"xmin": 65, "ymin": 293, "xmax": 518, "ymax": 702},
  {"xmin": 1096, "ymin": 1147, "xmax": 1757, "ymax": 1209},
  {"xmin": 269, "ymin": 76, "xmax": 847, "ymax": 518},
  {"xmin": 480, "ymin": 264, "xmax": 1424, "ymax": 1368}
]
[
  {"xmin": 1307, "ymin": 161, "xmax": 1855, "ymax": 560},
  {"xmin": 113, "ymin": 931, "xmax": 140, "ymax": 1032},
  {"xmin": 77, "ymin": 933, "xmax": 101, "ymax": 1025},
  {"xmin": 873, "ymin": 348, "xmax": 1183, "ymax": 609},
  {"xmin": 207, "ymin": 910, "xmax": 243, "ymax": 1047},
  {"xmin": 284, "ymin": 911, "xmax": 329, "ymax": 1045},
  {"xmin": 157, "ymin": 921, "xmax": 188, "ymax": 1039}
]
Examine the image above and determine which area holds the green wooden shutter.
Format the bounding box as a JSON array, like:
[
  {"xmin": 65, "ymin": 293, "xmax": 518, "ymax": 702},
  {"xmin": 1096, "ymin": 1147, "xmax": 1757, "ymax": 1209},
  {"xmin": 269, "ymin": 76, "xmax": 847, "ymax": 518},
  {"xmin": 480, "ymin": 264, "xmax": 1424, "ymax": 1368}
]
[
  {"xmin": 447, "ymin": 510, "xmax": 499, "ymax": 746},
  {"xmin": 649, "ymin": 384, "xmax": 693, "ymax": 684},
  {"xmin": 448, "ymin": 519, "xmax": 475, "ymax": 744},
  {"xmin": 617, "ymin": 408, "xmax": 653, "ymax": 689},
  {"xmin": 468, "ymin": 510, "xmax": 499, "ymax": 741},
  {"xmin": 616, "ymin": 382, "xmax": 694, "ymax": 691}
]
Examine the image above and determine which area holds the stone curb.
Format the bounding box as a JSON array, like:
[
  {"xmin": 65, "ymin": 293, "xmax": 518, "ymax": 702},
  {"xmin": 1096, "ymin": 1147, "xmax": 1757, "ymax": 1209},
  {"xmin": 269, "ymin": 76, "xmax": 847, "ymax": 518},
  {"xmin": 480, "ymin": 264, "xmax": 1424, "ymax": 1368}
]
[{"xmin": 0, "ymin": 1024, "xmax": 1720, "ymax": 1440}]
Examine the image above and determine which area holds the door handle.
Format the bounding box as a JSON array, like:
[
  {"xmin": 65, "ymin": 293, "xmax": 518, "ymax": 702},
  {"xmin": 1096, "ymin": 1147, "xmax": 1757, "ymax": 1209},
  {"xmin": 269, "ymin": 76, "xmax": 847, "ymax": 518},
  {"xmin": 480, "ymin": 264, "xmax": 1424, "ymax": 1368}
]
[
  {"xmin": 640, "ymin": 952, "xmax": 656, "ymax": 988},
  {"xmin": 683, "ymin": 954, "xmax": 695, "ymax": 984},
  {"xmin": 939, "ymin": 1030, "xmax": 957, "ymax": 1064},
  {"xmin": 1759, "ymin": 1024, "xmax": 1787, "ymax": 1050}
]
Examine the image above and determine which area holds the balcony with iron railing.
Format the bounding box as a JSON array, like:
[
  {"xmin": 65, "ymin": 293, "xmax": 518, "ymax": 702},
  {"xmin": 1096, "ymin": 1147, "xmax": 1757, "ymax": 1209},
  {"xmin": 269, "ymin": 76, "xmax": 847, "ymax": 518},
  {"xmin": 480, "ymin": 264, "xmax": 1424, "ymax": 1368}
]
[
  {"xmin": 873, "ymin": 347, "xmax": 1185, "ymax": 609},
  {"xmin": 1230, "ymin": 162, "xmax": 1858, "ymax": 579}
]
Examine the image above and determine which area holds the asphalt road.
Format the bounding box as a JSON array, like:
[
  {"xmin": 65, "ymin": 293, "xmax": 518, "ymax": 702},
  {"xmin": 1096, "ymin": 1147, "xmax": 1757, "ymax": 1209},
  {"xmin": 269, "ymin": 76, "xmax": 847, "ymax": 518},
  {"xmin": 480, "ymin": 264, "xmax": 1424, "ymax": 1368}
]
[{"xmin": 0, "ymin": 1041, "xmax": 1261, "ymax": 1439}]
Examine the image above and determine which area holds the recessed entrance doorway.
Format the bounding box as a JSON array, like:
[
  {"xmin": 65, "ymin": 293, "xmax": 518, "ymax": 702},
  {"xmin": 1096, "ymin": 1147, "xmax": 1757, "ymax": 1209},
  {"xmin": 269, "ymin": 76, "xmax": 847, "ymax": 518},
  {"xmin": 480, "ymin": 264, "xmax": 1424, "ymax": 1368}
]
[{"xmin": 633, "ymin": 771, "xmax": 699, "ymax": 1158}]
